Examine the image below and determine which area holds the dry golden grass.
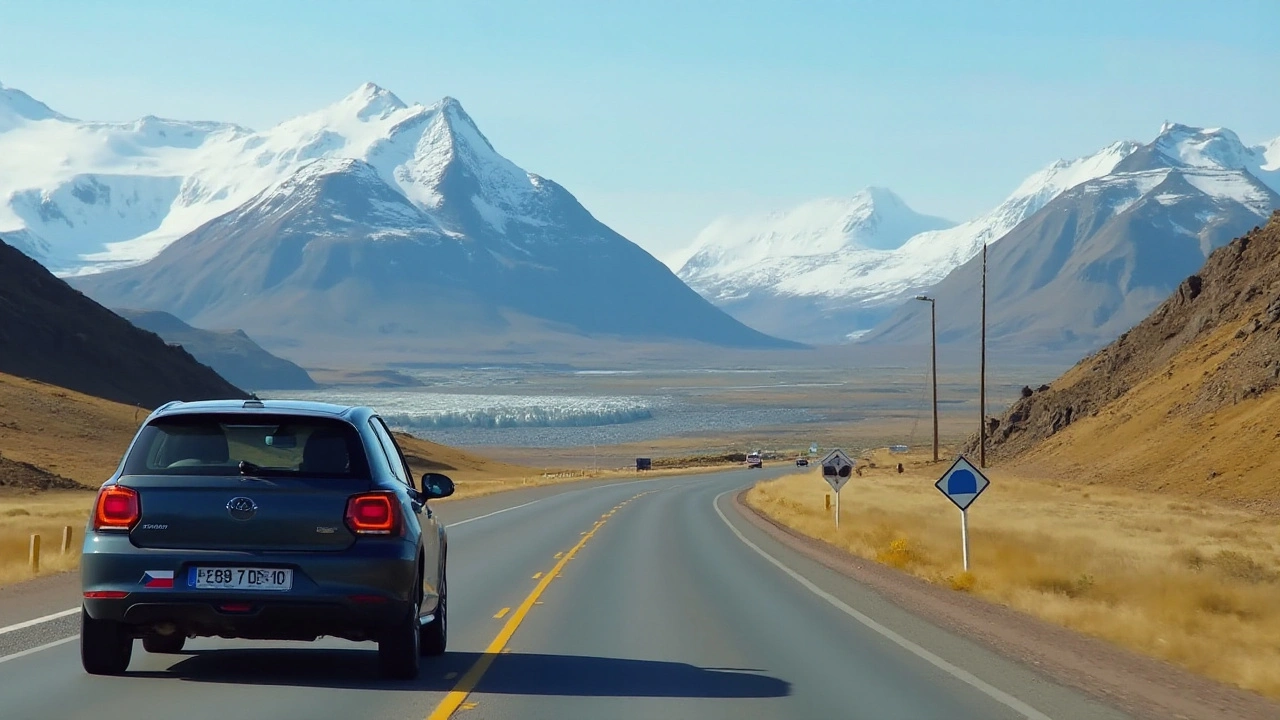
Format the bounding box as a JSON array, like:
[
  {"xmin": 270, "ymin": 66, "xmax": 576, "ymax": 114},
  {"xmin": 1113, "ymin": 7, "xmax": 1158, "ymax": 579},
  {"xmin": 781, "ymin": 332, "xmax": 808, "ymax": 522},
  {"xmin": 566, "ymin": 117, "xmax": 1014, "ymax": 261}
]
[
  {"xmin": 746, "ymin": 447, "xmax": 1280, "ymax": 700},
  {"xmin": 0, "ymin": 490, "xmax": 95, "ymax": 586},
  {"xmin": 0, "ymin": 373, "xmax": 144, "ymax": 486}
]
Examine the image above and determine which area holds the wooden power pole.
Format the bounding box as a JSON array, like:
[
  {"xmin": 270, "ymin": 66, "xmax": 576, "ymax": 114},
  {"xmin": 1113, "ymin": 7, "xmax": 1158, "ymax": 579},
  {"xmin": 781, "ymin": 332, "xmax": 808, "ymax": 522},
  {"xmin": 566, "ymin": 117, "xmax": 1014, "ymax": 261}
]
[{"xmin": 979, "ymin": 243, "xmax": 987, "ymax": 468}]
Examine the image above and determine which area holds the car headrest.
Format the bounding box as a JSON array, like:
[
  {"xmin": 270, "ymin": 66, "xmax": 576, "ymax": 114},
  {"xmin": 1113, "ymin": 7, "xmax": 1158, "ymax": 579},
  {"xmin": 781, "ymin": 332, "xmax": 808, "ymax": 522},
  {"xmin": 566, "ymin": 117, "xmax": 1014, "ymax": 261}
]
[
  {"xmin": 168, "ymin": 428, "xmax": 229, "ymax": 464},
  {"xmin": 301, "ymin": 429, "xmax": 350, "ymax": 474}
]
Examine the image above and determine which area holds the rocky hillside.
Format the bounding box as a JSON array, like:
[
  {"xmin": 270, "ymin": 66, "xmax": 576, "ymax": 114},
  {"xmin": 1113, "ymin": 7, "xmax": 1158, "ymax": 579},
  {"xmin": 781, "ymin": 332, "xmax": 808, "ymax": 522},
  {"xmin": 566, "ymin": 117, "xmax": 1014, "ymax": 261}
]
[
  {"xmin": 116, "ymin": 309, "xmax": 316, "ymax": 391},
  {"xmin": 971, "ymin": 212, "xmax": 1280, "ymax": 509},
  {"xmin": 0, "ymin": 237, "xmax": 247, "ymax": 407}
]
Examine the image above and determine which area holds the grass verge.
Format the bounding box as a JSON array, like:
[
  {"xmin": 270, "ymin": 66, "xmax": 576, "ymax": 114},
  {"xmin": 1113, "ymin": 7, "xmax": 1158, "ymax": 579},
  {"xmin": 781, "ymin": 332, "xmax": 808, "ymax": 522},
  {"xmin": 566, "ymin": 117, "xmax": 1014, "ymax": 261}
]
[
  {"xmin": 0, "ymin": 490, "xmax": 95, "ymax": 587},
  {"xmin": 745, "ymin": 447, "xmax": 1280, "ymax": 701}
]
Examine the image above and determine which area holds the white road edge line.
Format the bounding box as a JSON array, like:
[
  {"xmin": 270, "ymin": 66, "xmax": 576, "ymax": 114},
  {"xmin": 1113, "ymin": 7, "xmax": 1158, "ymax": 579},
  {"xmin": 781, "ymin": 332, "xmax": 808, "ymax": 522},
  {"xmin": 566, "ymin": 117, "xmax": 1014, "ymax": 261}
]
[
  {"xmin": 446, "ymin": 498, "xmax": 547, "ymax": 528},
  {"xmin": 0, "ymin": 636, "xmax": 77, "ymax": 664},
  {"xmin": 712, "ymin": 490, "xmax": 1054, "ymax": 720},
  {"xmin": 0, "ymin": 608, "xmax": 79, "ymax": 636}
]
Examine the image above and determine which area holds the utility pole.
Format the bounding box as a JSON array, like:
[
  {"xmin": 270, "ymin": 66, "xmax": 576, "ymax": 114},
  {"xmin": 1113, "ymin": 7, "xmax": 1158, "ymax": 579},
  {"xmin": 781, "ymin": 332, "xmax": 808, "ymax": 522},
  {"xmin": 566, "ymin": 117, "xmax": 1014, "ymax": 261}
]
[
  {"xmin": 979, "ymin": 243, "xmax": 987, "ymax": 468},
  {"xmin": 915, "ymin": 295, "xmax": 939, "ymax": 462}
]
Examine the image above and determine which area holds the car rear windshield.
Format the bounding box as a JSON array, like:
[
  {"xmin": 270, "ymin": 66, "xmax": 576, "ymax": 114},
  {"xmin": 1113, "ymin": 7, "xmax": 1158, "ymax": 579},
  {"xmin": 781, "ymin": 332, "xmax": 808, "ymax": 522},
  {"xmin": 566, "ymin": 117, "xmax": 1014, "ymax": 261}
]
[{"xmin": 123, "ymin": 413, "xmax": 371, "ymax": 478}]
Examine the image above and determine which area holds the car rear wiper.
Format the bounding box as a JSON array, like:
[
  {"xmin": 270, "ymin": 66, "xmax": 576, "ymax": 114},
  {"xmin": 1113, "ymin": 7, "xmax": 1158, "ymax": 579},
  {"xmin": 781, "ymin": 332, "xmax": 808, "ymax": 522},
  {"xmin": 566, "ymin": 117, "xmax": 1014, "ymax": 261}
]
[{"xmin": 237, "ymin": 460, "xmax": 293, "ymax": 477}]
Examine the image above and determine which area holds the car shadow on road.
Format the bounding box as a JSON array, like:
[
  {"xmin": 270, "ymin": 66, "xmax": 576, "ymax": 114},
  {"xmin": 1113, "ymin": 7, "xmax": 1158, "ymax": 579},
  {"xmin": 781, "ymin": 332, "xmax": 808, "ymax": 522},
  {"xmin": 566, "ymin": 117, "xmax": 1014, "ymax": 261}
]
[{"xmin": 141, "ymin": 648, "xmax": 791, "ymax": 698}]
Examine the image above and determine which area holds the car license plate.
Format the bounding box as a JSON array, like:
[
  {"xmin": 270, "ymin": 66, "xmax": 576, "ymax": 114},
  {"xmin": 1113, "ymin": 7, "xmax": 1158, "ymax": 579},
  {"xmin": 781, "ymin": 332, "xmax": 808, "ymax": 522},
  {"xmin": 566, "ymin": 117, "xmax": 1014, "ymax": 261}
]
[{"xmin": 190, "ymin": 567, "xmax": 292, "ymax": 591}]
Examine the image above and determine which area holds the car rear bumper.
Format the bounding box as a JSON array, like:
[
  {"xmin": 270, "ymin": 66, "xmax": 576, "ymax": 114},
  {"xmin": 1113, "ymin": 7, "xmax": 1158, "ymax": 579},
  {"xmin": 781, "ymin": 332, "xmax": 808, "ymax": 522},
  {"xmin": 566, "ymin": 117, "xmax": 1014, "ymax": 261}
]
[
  {"xmin": 81, "ymin": 532, "xmax": 421, "ymax": 642},
  {"xmin": 83, "ymin": 597, "xmax": 417, "ymax": 642}
]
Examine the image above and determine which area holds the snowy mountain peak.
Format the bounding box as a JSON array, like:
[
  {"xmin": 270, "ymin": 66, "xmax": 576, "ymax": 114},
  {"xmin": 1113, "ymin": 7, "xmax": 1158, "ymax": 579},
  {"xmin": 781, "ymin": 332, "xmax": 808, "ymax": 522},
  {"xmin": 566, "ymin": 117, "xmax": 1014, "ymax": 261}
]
[
  {"xmin": 674, "ymin": 187, "xmax": 954, "ymax": 285},
  {"xmin": 339, "ymin": 82, "xmax": 409, "ymax": 121},
  {"xmin": 857, "ymin": 186, "xmax": 907, "ymax": 208},
  {"xmin": 1152, "ymin": 123, "xmax": 1256, "ymax": 171},
  {"xmin": 1010, "ymin": 140, "xmax": 1140, "ymax": 199},
  {"xmin": 0, "ymin": 81, "xmax": 68, "ymax": 128},
  {"xmin": 400, "ymin": 95, "xmax": 535, "ymax": 225},
  {"xmin": 434, "ymin": 96, "xmax": 490, "ymax": 143},
  {"xmin": 1264, "ymin": 137, "xmax": 1280, "ymax": 170}
]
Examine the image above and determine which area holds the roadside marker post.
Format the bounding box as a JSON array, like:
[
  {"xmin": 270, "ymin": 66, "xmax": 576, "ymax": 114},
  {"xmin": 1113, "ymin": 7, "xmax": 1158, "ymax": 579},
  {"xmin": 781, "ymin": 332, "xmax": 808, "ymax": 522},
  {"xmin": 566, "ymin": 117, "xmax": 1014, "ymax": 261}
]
[
  {"xmin": 934, "ymin": 455, "xmax": 990, "ymax": 572},
  {"xmin": 28, "ymin": 534, "xmax": 40, "ymax": 574},
  {"xmin": 820, "ymin": 449, "xmax": 855, "ymax": 529},
  {"xmin": 61, "ymin": 526, "xmax": 72, "ymax": 555}
]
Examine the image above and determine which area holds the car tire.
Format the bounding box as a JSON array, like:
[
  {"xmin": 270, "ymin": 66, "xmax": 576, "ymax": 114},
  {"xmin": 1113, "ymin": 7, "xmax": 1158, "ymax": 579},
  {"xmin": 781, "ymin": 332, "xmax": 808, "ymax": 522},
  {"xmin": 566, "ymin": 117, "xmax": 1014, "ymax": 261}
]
[
  {"xmin": 420, "ymin": 562, "xmax": 447, "ymax": 656},
  {"xmin": 378, "ymin": 581, "xmax": 422, "ymax": 679},
  {"xmin": 80, "ymin": 607, "xmax": 132, "ymax": 675},
  {"xmin": 142, "ymin": 633, "xmax": 186, "ymax": 654}
]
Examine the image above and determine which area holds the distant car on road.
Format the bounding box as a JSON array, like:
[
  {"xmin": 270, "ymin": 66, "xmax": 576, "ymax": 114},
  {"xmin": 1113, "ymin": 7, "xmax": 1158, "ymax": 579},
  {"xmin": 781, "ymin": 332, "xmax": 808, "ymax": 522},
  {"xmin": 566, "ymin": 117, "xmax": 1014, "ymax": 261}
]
[
  {"xmin": 746, "ymin": 452, "xmax": 763, "ymax": 469},
  {"xmin": 795, "ymin": 457, "xmax": 809, "ymax": 466},
  {"xmin": 79, "ymin": 399, "xmax": 453, "ymax": 679}
]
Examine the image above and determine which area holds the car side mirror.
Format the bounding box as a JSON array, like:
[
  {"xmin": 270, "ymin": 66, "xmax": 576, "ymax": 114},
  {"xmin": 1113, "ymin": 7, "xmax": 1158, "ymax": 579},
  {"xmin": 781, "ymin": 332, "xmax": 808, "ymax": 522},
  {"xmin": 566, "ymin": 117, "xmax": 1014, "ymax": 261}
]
[{"xmin": 420, "ymin": 472, "xmax": 455, "ymax": 499}]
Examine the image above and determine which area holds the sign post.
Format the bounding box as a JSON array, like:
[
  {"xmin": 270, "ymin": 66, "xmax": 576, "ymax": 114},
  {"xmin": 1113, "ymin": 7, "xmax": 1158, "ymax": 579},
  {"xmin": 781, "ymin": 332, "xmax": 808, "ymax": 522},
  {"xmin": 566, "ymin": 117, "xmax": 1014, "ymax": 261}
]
[
  {"xmin": 934, "ymin": 455, "xmax": 990, "ymax": 572},
  {"xmin": 820, "ymin": 449, "xmax": 855, "ymax": 529}
]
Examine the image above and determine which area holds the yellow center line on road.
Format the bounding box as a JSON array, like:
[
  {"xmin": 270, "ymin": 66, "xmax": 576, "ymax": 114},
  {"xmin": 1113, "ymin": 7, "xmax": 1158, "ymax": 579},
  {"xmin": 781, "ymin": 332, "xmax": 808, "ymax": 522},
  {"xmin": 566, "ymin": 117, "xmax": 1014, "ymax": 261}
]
[{"xmin": 424, "ymin": 491, "xmax": 646, "ymax": 720}]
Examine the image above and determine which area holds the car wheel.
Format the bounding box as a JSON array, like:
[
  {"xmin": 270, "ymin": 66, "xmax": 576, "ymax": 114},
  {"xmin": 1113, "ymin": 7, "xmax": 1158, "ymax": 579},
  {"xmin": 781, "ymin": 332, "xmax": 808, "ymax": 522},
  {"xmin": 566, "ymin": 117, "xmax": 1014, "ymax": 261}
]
[
  {"xmin": 80, "ymin": 607, "xmax": 132, "ymax": 675},
  {"xmin": 378, "ymin": 578, "xmax": 422, "ymax": 679},
  {"xmin": 142, "ymin": 633, "xmax": 186, "ymax": 654},
  {"xmin": 420, "ymin": 562, "xmax": 447, "ymax": 656}
]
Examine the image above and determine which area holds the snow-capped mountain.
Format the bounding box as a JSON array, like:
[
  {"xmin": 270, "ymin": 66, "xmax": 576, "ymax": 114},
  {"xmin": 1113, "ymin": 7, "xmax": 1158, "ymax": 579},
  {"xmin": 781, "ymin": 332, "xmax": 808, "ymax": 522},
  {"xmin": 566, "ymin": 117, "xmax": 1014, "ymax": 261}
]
[
  {"xmin": 0, "ymin": 81, "xmax": 68, "ymax": 129},
  {"xmin": 675, "ymin": 187, "xmax": 953, "ymax": 295},
  {"xmin": 54, "ymin": 83, "xmax": 795, "ymax": 358},
  {"xmin": 0, "ymin": 82, "xmax": 573, "ymax": 274},
  {"xmin": 862, "ymin": 123, "xmax": 1280, "ymax": 353},
  {"xmin": 675, "ymin": 141, "xmax": 1142, "ymax": 343}
]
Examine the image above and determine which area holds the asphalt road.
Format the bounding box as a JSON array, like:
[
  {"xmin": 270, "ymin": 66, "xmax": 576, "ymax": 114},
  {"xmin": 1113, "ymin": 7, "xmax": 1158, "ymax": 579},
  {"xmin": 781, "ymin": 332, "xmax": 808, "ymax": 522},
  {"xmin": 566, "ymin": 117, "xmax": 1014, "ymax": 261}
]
[{"xmin": 0, "ymin": 468, "xmax": 1131, "ymax": 720}]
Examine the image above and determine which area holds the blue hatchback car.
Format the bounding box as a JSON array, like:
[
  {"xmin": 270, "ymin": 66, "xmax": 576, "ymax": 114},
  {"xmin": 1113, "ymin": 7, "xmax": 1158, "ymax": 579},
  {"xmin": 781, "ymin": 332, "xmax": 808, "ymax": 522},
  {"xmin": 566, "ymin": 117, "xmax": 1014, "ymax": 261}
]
[{"xmin": 79, "ymin": 399, "xmax": 453, "ymax": 679}]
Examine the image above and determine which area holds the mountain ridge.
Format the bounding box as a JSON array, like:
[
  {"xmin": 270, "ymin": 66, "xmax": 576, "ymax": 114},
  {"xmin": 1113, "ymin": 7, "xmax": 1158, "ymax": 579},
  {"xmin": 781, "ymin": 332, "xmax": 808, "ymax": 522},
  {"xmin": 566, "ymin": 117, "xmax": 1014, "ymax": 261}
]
[
  {"xmin": 675, "ymin": 123, "xmax": 1279, "ymax": 346},
  {"xmin": 860, "ymin": 124, "xmax": 1280, "ymax": 354},
  {"xmin": 675, "ymin": 139, "xmax": 1144, "ymax": 343},
  {"xmin": 0, "ymin": 235, "xmax": 247, "ymax": 407},
  {"xmin": 60, "ymin": 95, "xmax": 796, "ymax": 356},
  {"xmin": 115, "ymin": 309, "xmax": 317, "ymax": 391}
]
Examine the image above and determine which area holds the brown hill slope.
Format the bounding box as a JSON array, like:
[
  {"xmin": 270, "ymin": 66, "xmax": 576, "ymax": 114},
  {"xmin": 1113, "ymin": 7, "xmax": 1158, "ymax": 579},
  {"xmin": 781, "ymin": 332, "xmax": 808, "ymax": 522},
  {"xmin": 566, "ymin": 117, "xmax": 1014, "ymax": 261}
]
[
  {"xmin": 973, "ymin": 211, "xmax": 1280, "ymax": 510},
  {"xmin": 0, "ymin": 372, "xmax": 146, "ymax": 487},
  {"xmin": 0, "ymin": 237, "xmax": 247, "ymax": 407}
]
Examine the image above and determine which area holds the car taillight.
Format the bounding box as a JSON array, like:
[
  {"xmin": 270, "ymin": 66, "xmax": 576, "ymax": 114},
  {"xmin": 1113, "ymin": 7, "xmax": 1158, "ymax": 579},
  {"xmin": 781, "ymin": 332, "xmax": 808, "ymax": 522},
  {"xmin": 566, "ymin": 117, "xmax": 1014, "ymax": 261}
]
[
  {"xmin": 344, "ymin": 493, "xmax": 399, "ymax": 535},
  {"xmin": 93, "ymin": 485, "xmax": 140, "ymax": 532}
]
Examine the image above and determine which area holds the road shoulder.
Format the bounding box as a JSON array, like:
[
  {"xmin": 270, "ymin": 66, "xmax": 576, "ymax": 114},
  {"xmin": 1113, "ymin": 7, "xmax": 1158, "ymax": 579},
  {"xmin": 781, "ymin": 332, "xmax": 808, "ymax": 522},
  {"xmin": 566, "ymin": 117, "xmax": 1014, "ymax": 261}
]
[{"xmin": 730, "ymin": 488, "xmax": 1280, "ymax": 720}]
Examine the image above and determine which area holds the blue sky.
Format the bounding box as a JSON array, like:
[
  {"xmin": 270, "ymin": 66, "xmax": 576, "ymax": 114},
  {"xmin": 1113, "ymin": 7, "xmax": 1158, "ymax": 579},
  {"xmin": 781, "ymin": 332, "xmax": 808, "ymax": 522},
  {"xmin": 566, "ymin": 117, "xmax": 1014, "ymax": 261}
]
[{"xmin": 2, "ymin": 0, "xmax": 1278, "ymax": 262}]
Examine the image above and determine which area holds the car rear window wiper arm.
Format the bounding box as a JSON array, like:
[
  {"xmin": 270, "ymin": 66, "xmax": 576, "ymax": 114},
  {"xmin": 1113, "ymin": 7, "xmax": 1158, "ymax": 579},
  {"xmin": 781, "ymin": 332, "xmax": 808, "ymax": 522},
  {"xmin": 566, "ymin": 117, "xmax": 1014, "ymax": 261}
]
[{"xmin": 237, "ymin": 460, "xmax": 293, "ymax": 477}]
